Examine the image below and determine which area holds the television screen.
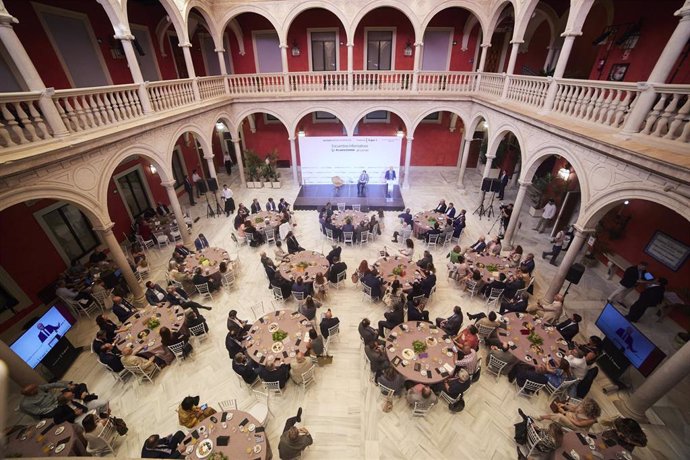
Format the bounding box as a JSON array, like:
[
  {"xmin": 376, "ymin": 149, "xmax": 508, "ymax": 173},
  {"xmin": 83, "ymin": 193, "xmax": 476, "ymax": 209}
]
[
  {"xmin": 595, "ymin": 303, "xmax": 666, "ymax": 376},
  {"xmin": 11, "ymin": 306, "xmax": 72, "ymax": 368}
]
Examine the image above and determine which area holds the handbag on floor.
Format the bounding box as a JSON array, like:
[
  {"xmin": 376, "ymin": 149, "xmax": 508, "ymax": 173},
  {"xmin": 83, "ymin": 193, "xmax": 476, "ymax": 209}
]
[
  {"xmin": 316, "ymin": 355, "xmax": 333, "ymax": 366},
  {"xmin": 111, "ymin": 416, "xmax": 128, "ymax": 435},
  {"xmin": 448, "ymin": 396, "xmax": 465, "ymax": 412}
]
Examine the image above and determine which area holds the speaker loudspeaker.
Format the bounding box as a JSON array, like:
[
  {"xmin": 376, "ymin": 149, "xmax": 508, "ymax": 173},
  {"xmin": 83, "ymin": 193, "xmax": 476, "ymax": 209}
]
[
  {"xmin": 206, "ymin": 178, "xmax": 218, "ymax": 192},
  {"xmin": 565, "ymin": 263, "xmax": 585, "ymax": 284}
]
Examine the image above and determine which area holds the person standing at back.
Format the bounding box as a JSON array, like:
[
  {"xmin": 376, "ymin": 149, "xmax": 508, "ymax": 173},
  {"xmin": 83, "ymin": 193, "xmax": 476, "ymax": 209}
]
[{"xmin": 534, "ymin": 199, "xmax": 557, "ymax": 233}]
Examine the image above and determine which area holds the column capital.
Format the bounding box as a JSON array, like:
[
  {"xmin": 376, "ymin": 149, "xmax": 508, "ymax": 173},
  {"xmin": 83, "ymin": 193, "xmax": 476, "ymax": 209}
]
[
  {"xmin": 560, "ymin": 31, "xmax": 582, "ymax": 38},
  {"xmin": 160, "ymin": 179, "xmax": 176, "ymax": 188},
  {"xmin": 203, "ymin": 154, "xmax": 215, "ymax": 160},
  {"xmin": 92, "ymin": 222, "xmax": 115, "ymax": 233},
  {"xmin": 517, "ymin": 179, "xmax": 531, "ymax": 187},
  {"xmin": 414, "ymin": 42, "xmax": 423, "ymax": 48},
  {"xmin": 279, "ymin": 43, "xmax": 288, "ymax": 49},
  {"xmin": 288, "ymin": 136, "xmax": 296, "ymax": 142},
  {"xmin": 406, "ymin": 136, "xmax": 414, "ymax": 142},
  {"xmin": 0, "ymin": 11, "xmax": 18, "ymax": 27},
  {"xmin": 346, "ymin": 42, "xmax": 354, "ymax": 48},
  {"xmin": 480, "ymin": 43, "xmax": 492, "ymax": 48},
  {"xmin": 215, "ymin": 48, "xmax": 225, "ymax": 53},
  {"xmin": 178, "ymin": 42, "xmax": 192, "ymax": 48},
  {"xmin": 231, "ymin": 138, "xmax": 241, "ymax": 144},
  {"xmin": 572, "ymin": 223, "xmax": 595, "ymax": 236},
  {"xmin": 114, "ymin": 33, "xmax": 135, "ymax": 41},
  {"xmin": 510, "ymin": 40, "xmax": 524, "ymax": 45}
]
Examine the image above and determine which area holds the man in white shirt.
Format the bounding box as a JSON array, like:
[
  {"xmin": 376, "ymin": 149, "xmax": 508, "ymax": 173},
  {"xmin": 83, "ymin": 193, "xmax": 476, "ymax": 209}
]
[
  {"xmin": 455, "ymin": 345, "xmax": 478, "ymax": 376},
  {"xmin": 279, "ymin": 219, "xmax": 291, "ymax": 241},
  {"xmin": 191, "ymin": 170, "xmax": 203, "ymax": 198},
  {"xmin": 223, "ymin": 152, "xmax": 232, "ymax": 175},
  {"xmin": 542, "ymin": 229, "xmax": 565, "ymax": 265},
  {"xmin": 534, "ymin": 199, "xmax": 557, "ymax": 233},
  {"xmin": 565, "ymin": 348, "xmax": 587, "ymax": 380},
  {"xmin": 220, "ymin": 184, "xmax": 235, "ymax": 217}
]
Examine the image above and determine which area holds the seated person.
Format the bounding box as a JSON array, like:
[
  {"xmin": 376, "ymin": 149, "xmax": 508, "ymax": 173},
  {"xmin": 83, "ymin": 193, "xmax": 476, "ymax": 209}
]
[
  {"xmin": 121, "ymin": 346, "xmax": 165, "ymax": 372},
  {"xmin": 486, "ymin": 236, "xmax": 502, "ymax": 256},
  {"xmin": 486, "ymin": 341, "xmax": 519, "ymax": 374},
  {"xmin": 537, "ymin": 398, "xmax": 601, "ymax": 432},
  {"xmin": 92, "ymin": 329, "xmax": 113, "ymax": 355},
  {"xmin": 56, "ymin": 280, "xmax": 94, "ymax": 307},
  {"xmin": 292, "ymin": 277, "xmax": 312, "ymax": 297},
  {"xmin": 423, "ymin": 223, "xmax": 442, "ymax": 243},
  {"xmin": 416, "ymin": 251, "xmax": 433, "ymax": 270},
  {"xmin": 599, "ymin": 417, "xmax": 648, "ymax": 452},
  {"xmin": 326, "ymin": 245, "xmax": 342, "ymax": 265},
  {"xmin": 455, "ymin": 344, "xmax": 479, "ymax": 376},
  {"xmin": 20, "ymin": 382, "xmax": 98, "ymax": 419},
  {"xmin": 435, "ymin": 306, "xmax": 464, "ymax": 336},
  {"xmin": 382, "ymin": 280, "xmax": 406, "ymax": 310},
  {"xmin": 358, "ymin": 318, "xmax": 379, "ymax": 346},
  {"xmin": 511, "ymin": 358, "xmax": 572, "ymax": 389},
  {"xmin": 289, "ymin": 352, "xmax": 313, "ymax": 385},
  {"xmin": 480, "ymin": 272, "xmax": 507, "ymax": 297},
  {"xmin": 377, "ymin": 366, "xmax": 406, "ymax": 396},
  {"xmin": 361, "ymin": 269, "xmax": 384, "ymax": 300},
  {"xmin": 285, "ymin": 231, "xmax": 304, "ymax": 254},
  {"xmin": 278, "ymin": 416, "xmax": 313, "ymax": 460},
  {"xmin": 272, "ymin": 271, "xmax": 293, "ymax": 300},
  {"xmin": 327, "ymin": 257, "xmax": 348, "ymax": 284},
  {"xmin": 454, "ymin": 325, "xmax": 479, "ymax": 351},
  {"xmin": 519, "ymin": 253, "xmax": 536, "ymax": 275},
  {"xmin": 341, "ymin": 218, "xmax": 355, "ymax": 240},
  {"xmin": 514, "ymin": 414, "xmax": 564, "ymax": 456},
  {"xmin": 95, "ymin": 314, "xmax": 123, "ymax": 342},
  {"xmin": 500, "ymin": 291, "xmax": 530, "ymax": 315},
  {"xmin": 225, "ymin": 329, "xmax": 244, "ymax": 360},
  {"xmin": 305, "ymin": 328, "xmax": 325, "ymax": 357},
  {"xmin": 177, "ymin": 396, "xmax": 216, "ymax": 429},
  {"xmin": 145, "ymin": 281, "xmax": 168, "ymax": 305},
  {"xmin": 232, "ymin": 352, "xmax": 260, "ymax": 384},
  {"xmin": 320, "ymin": 308, "xmax": 340, "ymax": 338},
  {"xmin": 227, "ymin": 310, "xmax": 251, "ymax": 337},
  {"xmin": 172, "ymin": 244, "xmax": 192, "ymax": 264},
  {"xmin": 436, "ymin": 368, "xmax": 471, "ymax": 400},
  {"xmin": 466, "ymin": 236, "xmax": 487, "ymax": 253},
  {"xmin": 258, "ymin": 359, "xmax": 291, "ymax": 388},
  {"xmin": 53, "ymin": 390, "xmax": 109, "ymax": 425},
  {"xmin": 576, "ymin": 335, "xmax": 603, "ymax": 365},
  {"xmin": 160, "ymin": 326, "xmax": 193, "ymax": 358},
  {"xmin": 185, "ymin": 309, "xmax": 208, "ymax": 334},
  {"xmin": 299, "ymin": 295, "xmax": 322, "ymax": 320},
  {"xmin": 420, "ymin": 265, "xmax": 437, "ymax": 298},
  {"xmin": 406, "ymin": 383, "xmax": 438, "ymax": 407},
  {"xmin": 556, "ymin": 314, "xmax": 582, "ymax": 343},
  {"xmin": 406, "ymin": 297, "xmax": 429, "ymax": 322},
  {"xmin": 165, "ymin": 286, "xmax": 212, "ymax": 316},
  {"xmin": 274, "ymin": 241, "xmax": 288, "ymax": 262},
  {"xmin": 378, "ymin": 304, "xmax": 404, "ymax": 337},
  {"xmin": 82, "ymin": 414, "xmax": 113, "ymax": 455},
  {"xmin": 527, "ymin": 294, "xmax": 564, "ymax": 325},
  {"xmin": 502, "ymin": 274, "xmax": 526, "ymax": 300},
  {"xmin": 141, "ymin": 431, "xmax": 186, "ymax": 458},
  {"xmin": 364, "ymin": 341, "xmax": 389, "ymax": 377},
  {"xmin": 98, "ymin": 343, "xmax": 124, "ymax": 372},
  {"xmin": 192, "ymin": 267, "xmax": 220, "ymax": 292}
]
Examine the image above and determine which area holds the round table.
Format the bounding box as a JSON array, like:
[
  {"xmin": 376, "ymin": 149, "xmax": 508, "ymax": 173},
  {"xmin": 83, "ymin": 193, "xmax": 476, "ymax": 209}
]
[
  {"xmin": 244, "ymin": 309, "xmax": 312, "ymax": 366},
  {"xmin": 552, "ymin": 431, "xmax": 629, "ymax": 460},
  {"xmin": 278, "ymin": 250, "xmax": 330, "ymax": 282},
  {"xmin": 248, "ymin": 211, "xmax": 283, "ymax": 232},
  {"xmin": 374, "ymin": 255, "xmax": 425, "ymax": 291},
  {"xmin": 115, "ymin": 304, "xmax": 187, "ymax": 363},
  {"xmin": 412, "ymin": 211, "xmax": 448, "ymax": 238},
  {"xmin": 465, "ymin": 254, "xmax": 513, "ymax": 280},
  {"xmin": 177, "ymin": 410, "xmax": 269, "ymax": 460},
  {"xmin": 330, "ymin": 210, "xmax": 368, "ymax": 228},
  {"xmin": 184, "ymin": 247, "xmax": 232, "ymax": 278},
  {"xmin": 4, "ymin": 421, "xmax": 85, "ymax": 457},
  {"xmin": 385, "ymin": 321, "xmax": 456, "ymax": 384},
  {"xmin": 502, "ymin": 313, "xmax": 566, "ymax": 365}
]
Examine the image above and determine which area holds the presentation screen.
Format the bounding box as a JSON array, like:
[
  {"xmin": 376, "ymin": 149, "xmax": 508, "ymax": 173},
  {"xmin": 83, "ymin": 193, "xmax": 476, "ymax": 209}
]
[
  {"xmin": 11, "ymin": 306, "xmax": 72, "ymax": 368},
  {"xmin": 298, "ymin": 136, "xmax": 401, "ymax": 185},
  {"xmin": 595, "ymin": 303, "xmax": 665, "ymax": 376}
]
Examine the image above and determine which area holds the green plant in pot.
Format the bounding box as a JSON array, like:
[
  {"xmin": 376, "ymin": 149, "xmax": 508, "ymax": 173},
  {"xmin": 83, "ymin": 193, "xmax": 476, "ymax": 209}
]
[{"xmin": 243, "ymin": 149, "xmax": 263, "ymax": 187}]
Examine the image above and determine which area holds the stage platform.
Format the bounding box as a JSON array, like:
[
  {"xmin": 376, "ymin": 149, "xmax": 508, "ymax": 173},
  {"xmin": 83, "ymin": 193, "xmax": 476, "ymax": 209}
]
[{"xmin": 293, "ymin": 184, "xmax": 405, "ymax": 211}]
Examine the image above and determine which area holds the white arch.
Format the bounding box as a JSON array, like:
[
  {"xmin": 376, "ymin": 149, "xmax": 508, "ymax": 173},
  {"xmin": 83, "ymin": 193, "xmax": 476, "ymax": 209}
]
[
  {"xmin": 233, "ymin": 108, "xmax": 291, "ymax": 135},
  {"xmin": 95, "ymin": 0, "xmax": 129, "ymax": 37},
  {"xmin": 484, "ymin": 0, "xmax": 515, "ymax": 44},
  {"xmin": 216, "ymin": 5, "xmax": 281, "ymax": 48},
  {"xmin": 486, "ymin": 122, "xmax": 525, "ymax": 168},
  {"xmin": 210, "ymin": 111, "xmax": 238, "ymax": 142},
  {"xmin": 521, "ymin": 145, "xmax": 589, "ymax": 204},
  {"xmin": 289, "ymin": 107, "xmax": 350, "ymax": 136},
  {"xmin": 349, "ymin": 106, "xmax": 413, "ymax": 136},
  {"xmin": 410, "ymin": 108, "xmax": 469, "ymax": 135},
  {"xmin": 461, "ymin": 15, "xmax": 481, "ymax": 51},
  {"xmin": 165, "ymin": 124, "xmax": 214, "ymax": 167},
  {"xmin": 350, "ymin": 0, "xmax": 422, "ymax": 44},
  {"xmin": 419, "ymin": 1, "xmax": 487, "ymax": 42},
  {"xmin": 185, "ymin": 2, "xmax": 222, "ymax": 49},
  {"xmin": 579, "ymin": 186, "xmax": 690, "ymax": 230},
  {"xmin": 522, "ymin": 5, "xmax": 559, "ymax": 51},
  {"xmin": 281, "ymin": 2, "xmax": 350, "ymax": 45},
  {"xmin": 122, "ymin": 0, "xmax": 188, "ymax": 43}
]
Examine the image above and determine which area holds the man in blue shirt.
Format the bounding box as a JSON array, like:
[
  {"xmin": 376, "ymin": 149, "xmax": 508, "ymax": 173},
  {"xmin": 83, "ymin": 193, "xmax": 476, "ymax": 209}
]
[
  {"xmin": 357, "ymin": 170, "xmax": 369, "ymax": 196},
  {"xmin": 384, "ymin": 167, "xmax": 396, "ymax": 197}
]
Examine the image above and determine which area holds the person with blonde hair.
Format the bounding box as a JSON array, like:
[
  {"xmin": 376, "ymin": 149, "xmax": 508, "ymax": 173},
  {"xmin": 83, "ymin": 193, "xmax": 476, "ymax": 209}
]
[{"xmin": 537, "ymin": 398, "xmax": 601, "ymax": 432}]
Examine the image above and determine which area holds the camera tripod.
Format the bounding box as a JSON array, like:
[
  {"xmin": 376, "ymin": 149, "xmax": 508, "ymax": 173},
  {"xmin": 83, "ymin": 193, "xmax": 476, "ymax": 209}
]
[
  {"xmin": 473, "ymin": 191, "xmax": 497, "ymax": 220},
  {"xmin": 204, "ymin": 191, "xmax": 223, "ymax": 218}
]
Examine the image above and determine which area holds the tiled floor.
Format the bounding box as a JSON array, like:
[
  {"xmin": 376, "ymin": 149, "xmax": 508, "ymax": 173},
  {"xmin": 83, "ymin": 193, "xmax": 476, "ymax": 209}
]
[{"xmin": 6, "ymin": 167, "xmax": 688, "ymax": 459}]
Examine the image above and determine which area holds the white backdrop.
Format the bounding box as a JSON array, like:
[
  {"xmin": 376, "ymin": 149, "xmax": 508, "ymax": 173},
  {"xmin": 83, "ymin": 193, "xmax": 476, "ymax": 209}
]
[{"xmin": 298, "ymin": 136, "xmax": 401, "ymax": 185}]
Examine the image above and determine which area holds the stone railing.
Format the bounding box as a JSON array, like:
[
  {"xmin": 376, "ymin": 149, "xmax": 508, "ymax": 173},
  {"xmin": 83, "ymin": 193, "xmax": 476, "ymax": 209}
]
[
  {"xmin": 0, "ymin": 91, "xmax": 52, "ymax": 147},
  {"xmin": 53, "ymin": 84, "xmax": 144, "ymax": 134},
  {"xmin": 147, "ymin": 79, "xmax": 195, "ymax": 111},
  {"xmin": 505, "ymin": 75, "xmax": 550, "ymax": 108},
  {"xmin": 639, "ymin": 84, "xmax": 690, "ymax": 143},
  {"xmin": 551, "ymin": 78, "xmax": 640, "ymax": 129},
  {"xmin": 197, "ymin": 76, "xmax": 226, "ymax": 100},
  {"xmin": 2, "ymin": 71, "xmax": 689, "ymax": 153}
]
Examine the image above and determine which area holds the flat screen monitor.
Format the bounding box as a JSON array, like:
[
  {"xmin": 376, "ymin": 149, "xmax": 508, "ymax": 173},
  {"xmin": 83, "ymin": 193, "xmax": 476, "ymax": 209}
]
[
  {"xmin": 595, "ymin": 303, "xmax": 666, "ymax": 377},
  {"xmin": 10, "ymin": 306, "xmax": 73, "ymax": 369}
]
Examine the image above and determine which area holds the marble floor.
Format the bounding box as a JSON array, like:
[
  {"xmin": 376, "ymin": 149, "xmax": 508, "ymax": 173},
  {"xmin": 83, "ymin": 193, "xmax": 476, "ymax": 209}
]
[{"xmin": 5, "ymin": 167, "xmax": 689, "ymax": 459}]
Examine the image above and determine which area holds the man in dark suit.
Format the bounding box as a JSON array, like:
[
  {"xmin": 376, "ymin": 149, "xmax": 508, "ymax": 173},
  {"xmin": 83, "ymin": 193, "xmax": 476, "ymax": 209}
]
[
  {"xmin": 407, "ymin": 297, "xmax": 429, "ymax": 322},
  {"xmin": 266, "ymin": 198, "xmax": 277, "ymax": 212},
  {"xmin": 227, "ymin": 310, "xmax": 251, "ymax": 336},
  {"xmin": 481, "ymin": 272, "xmax": 507, "ymax": 297},
  {"xmin": 433, "ymin": 200, "xmax": 447, "ymax": 214},
  {"xmin": 378, "ymin": 304, "xmax": 404, "ymax": 337},
  {"xmin": 445, "ymin": 202, "xmax": 456, "ymax": 219},
  {"xmin": 259, "ymin": 360, "xmax": 291, "ymax": 388},
  {"xmin": 435, "ymin": 306, "xmax": 463, "ymax": 335},
  {"xmin": 194, "ymin": 234, "xmax": 210, "ymax": 251},
  {"xmin": 500, "ymin": 291, "xmax": 530, "ymax": 314},
  {"xmin": 341, "ymin": 219, "xmax": 356, "ymax": 241},
  {"xmin": 364, "ymin": 341, "xmax": 389, "ymax": 376},
  {"xmin": 358, "ymin": 318, "xmax": 379, "ymax": 345},
  {"xmin": 145, "ymin": 281, "xmax": 168, "ymax": 305},
  {"xmin": 165, "ymin": 286, "xmax": 212, "ymax": 315},
  {"xmin": 468, "ymin": 236, "xmax": 487, "ymax": 253},
  {"xmin": 250, "ymin": 199, "xmax": 262, "ymax": 214},
  {"xmin": 183, "ymin": 177, "xmax": 195, "ymax": 206},
  {"xmin": 232, "ymin": 352, "xmax": 260, "ymax": 384},
  {"xmin": 420, "ymin": 267, "xmax": 437, "ymax": 298},
  {"xmin": 141, "ymin": 431, "xmax": 186, "ymax": 458},
  {"xmin": 361, "ymin": 270, "xmax": 384, "ymax": 300},
  {"xmin": 225, "ymin": 329, "xmax": 244, "ymax": 360},
  {"xmin": 556, "ymin": 314, "xmax": 582, "ymax": 342},
  {"xmin": 519, "ymin": 253, "xmax": 536, "ymax": 275},
  {"xmin": 497, "ymin": 170, "xmax": 510, "ymax": 200},
  {"xmin": 192, "ymin": 267, "xmax": 220, "ymax": 291},
  {"xmin": 327, "ymin": 257, "xmax": 347, "ymax": 283},
  {"xmin": 99, "ymin": 344, "xmax": 124, "ymax": 372},
  {"xmin": 112, "ymin": 296, "xmax": 136, "ymax": 323},
  {"xmin": 173, "ymin": 244, "xmax": 192, "ymax": 263},
  {"xmin": 424, "ymin": 223, "xmax": 442, "ymax": 243},
  {"xmin": 320, "ymin": 309, "xmax": 340, "ymax": 338},
  {"xmin": 397, "ymin": 208, "xmax": 413, "ymax": 226},
  {"xmin": 608, "ymin": 262, "xmax": 649, "ymax": 306},
  {"xmin": 326, "ymin": 245, "xmax": 342, "ymax": 265},
  {"xmin": 503, "ymin": 275, "xmax": 526, "ymax": 300},
  {"xmin": 155, "ymin": 203, "xmax": 170, "ymax": 216},
  {"xmin": 626, "ymin": 278, "xmax": 667, "ymax": 323},
  {"xmin": 453, "ymin": 211, "xmax": 466, "ymax": 238}
]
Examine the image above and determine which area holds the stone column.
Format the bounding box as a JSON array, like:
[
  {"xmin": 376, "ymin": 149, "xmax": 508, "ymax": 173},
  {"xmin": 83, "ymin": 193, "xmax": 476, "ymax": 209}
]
[
  {"xmin": 544, "ymin": 226, "xmax": 589, "ymax": 302},
  {"xmin": 0, "ymin": 341, "xmax": 46, "ymax": 387},
  {"xmin": 621, "ymin": 5, "xmax": 690, "ymax": 134},
  {"xmin": 0, "ymin": 12, "xmax": 68, "ymax": 136},
  {"xmin": 232, "ymin": 139, "xmax": 246, "ymax": 186},
  {"xmin": 615, "ymin": 340, "xmax": 690, "ymax": 421},
  {"xmin": 161, "ymin": 180, "xmax": 194, "ymax": 248},
  {"xmin": 115, "ymin": 33, "xmax": 153, "ymax": 114},
  {"xmin": 288, "ymin": 136, "xmax": 299, "ymax": 184},
  {"xmin": 402, "ymin": 137, "xmax": 413, "ymax": 189},
  {"xmin": 503, "ymin": 180, "xmax": 530, "ymax": 246},
  {"xmin": 215, "ymin": 48, "xmax": 230, "ymax": 93},
  {"xmin": 456, "ymin": 138, "xmax": 476, "ymax": 189},
  {"xmin": 203, "ymin": 154, "xmax": 217, "ymax": 179},
  {"xmin": 477, "ymin": 43, "xmax": 491, "ymax": 72},
  {"xmin": 542, "ymin": 34, "xmax": 577, "ymax": 112},
  {"xmin": 543, "ymin": 46, "xmax": 556, "ymax": 72},
  {"xmin": 502, "ymin": 40, "xmax": 523, "ymax": 98},
  {"xmin": 347, "ymin": 42, "xmax": 354, "ymax": 90},
  {"xmin": 179, "ymin": 42, "xmax": 200, "ymax": 101},
  {"xmin": 411, "ymin": 42, "xmax": 423, "ymax": 91},
  {"xmin": 279, "ymin": 43, "xmax": 290, "ymax": 92},
  {"xmin": 481, "ymin": 155, "xmax": 495, "ymax": 179},
  {"xmin": 93, "ymin": 222, "xmax": 146, "ymax": 306}
]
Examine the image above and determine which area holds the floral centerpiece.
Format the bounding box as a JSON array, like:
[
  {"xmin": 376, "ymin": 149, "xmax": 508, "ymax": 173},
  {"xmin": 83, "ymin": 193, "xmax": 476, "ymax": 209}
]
[
  {"xmin": 254, "ymin": 216, "xmax": 264, "ymax": 224},
  {"xmin": 208, "ymin": 453, "xmax": 228, "ymax": 460},
  {"xmin": 428, "ymin": 217, "xmax": 437, "ymax": 225},
  {"xmin": 527, "ymin": 331, "xmax": 543, "ymax": 346},
  {"xmin": 412, "ymin": 340, "xmax": 427, "ymax": 353},
  {"xmin": 272, "ymin": 329, "xmax": 288, "ymax": 342},
  {"xmin": 146, "ymin": 317, "xmax": 160, "ymax": 329},
  {"xmin": 486, "ymin": 264, "xmax": 499, "ymax": 272},
  {"xmin": 392, "ymin": 264, "xmax": 405, "ymax": 276}
]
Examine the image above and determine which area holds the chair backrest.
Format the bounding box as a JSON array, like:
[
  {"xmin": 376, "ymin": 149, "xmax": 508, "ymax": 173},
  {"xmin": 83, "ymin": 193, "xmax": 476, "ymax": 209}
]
[
  {"xmin": 518, "ymin": 379, "xmax": 545, "ymax": 397},
  {"xmin": 371, "ymin": 223, "xmax": 379, "ymax": 237},
  {"xmin": 154, "ymin": 232, "xmax": 167, "ymax": 242},
  {"xmin": 189, "ymin": 322, "xmax": 208, "ymax": 337},
  {"xmin": 272, "ymin": 286, "xmax": 284, "ymax": 301},
  {"xmin": 195, "ymin": 283, "xmax": 211, "ymax": 295},
  {"xmin": 263, "ymin": 380, "xmax": 282, "ymax": 395},
  {"xmin": 326, "ymin": 228, "xmax": 334, "ymax": 240},
  {"xmin": 250, "ymin": 301, "xmax": 265, "ymax": 319},
  {"xmin": 378, "ymin": 382, "xmax": 395, "ymax": 398},
  {"xmin": 487, "ymin": 288, "xmax": 504, "ymax": 300},
  {"xmin": 412, "ymin": 294, "xmax": 426, "ymax": 304},
  {"xmin": 360, "ymin": 231, "xmax": 369, "ymax": 244},
  {"xmin": 549, "ymin": 379, "xmax": 579, "ymax": 400},
  {"xmin": 352, "ymin": 204, "xmax": 361, "ymax": 212},
  {"xmin": 218, "ymin": 399, "xmax": 237, "ymax": 412},
  {"xmin": 327, "ymin": 323, "xmax": 340, "ymax": 338},
  {"xmin": 343, "ymin": 232, "xmax": 354, "ymax": 243},
  {"xmin": 439, "ymin": 391, "xmax": 461, "ymax": 405},
  {"xmin": 292, "ymin": 291, "xmax": 305, "ymax": 301},
  {"xmin": 265, "ymin": 228, "xmax": 275, "ymax": 242},
  {"xmin": 221, "ymin": 271, "xmax": 235, "ymax": 286},
  {"xmin": 168, "ymin": 341, "xmax": 187, "ymax": 359},
  {"xmin": 525, "ymin": 420, "xmax": 544, "ymax": 456},
  {"xmin": 477, "ymin": 324, "xmax": 496, "ymax": 339},
  {"xmin": 362, "ymin": 283, "xmax": 373, "ymax": 299},
  {"xmin": 337, "ymin": 203, "xmax": 346, "ymax": 211},
  {"xmin": 301, "ymin": 365, "xmax": 316, "ymax": 388},
  {"xmin": 336, "ymin": 271, "xmax": 347, "ymax": 283},
  {"xmin": 412, "ymin": 401, "xmax": 434, "ymax": 417},
  {"xmin": 487, "ymin": 354, "xmax": 509, "ymax": 377},
  {"xmin": 465, "ymin": 280, "xmax": 478, "ymax": 293},
  {"xmin": 428, "ymin": 234, "xmax": 439, "ymax": 245}
]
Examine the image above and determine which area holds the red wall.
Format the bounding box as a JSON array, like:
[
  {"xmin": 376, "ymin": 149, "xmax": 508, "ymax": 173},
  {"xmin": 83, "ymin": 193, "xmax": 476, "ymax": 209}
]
[
  {"xmin": 599, "ymin": 201, "xmax": 690, "ymax": 290},
  {"xmin": 565, "ymin": 2, "xmax": 608, "ymax": 79},
  {"xmin": 285, "ymin": 9, "xmax": 348, "ymax": 72},
  {"xmin": 241, "ymin": 115, "xmax": 291, "ymax": 163},
  {"xmin": 515, "ymin": 20, "xmax": 551, "ymax": 75},
  {"xmin": 353, "ymin": 8, "xmax": 415, "ymax": 71},
  {"xmin": 228, "ymin": 13, "xmax": 276, "ymax": 74},
  {"xmin": 411, "ymin": 115, "xmax": 463, "ymax": 166},
  {"xmin": 427, "ymin": 8, "xmax": 481, "ymax": 72}
]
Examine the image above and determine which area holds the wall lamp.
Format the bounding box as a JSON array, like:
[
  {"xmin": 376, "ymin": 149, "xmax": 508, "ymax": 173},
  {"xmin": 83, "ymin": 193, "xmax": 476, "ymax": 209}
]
[
  {"xmin": 291, "ymin": 41, "xmax": 301, "ymax": 57},
  {"xmin": 298, "ymin": 126, "xmax": 305, "ymax": 137},
  {"xmin": 215, "ymin": 121, "xmax": 225, "ymax": 131},
  {"xmin": 396, "ymin": 127, "xmax": 405, "ymax": 137},
  {"xmin": 149, "ymin": 164, "xmax": 157, "ymax": 175},
  {"xmin": 404, "ymin": 41, "xmax": 413, "ymax": 57}
]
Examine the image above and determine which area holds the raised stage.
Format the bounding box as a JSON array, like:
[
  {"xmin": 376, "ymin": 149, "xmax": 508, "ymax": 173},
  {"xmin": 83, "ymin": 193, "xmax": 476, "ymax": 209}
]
[{"xmin": 293, "ymin": 184, "xmax": 405, "ymax": 211}]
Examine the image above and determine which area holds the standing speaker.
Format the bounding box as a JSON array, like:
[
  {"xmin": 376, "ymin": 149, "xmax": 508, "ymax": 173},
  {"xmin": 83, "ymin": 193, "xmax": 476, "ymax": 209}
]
[
  {"xmin": 206, "ymin": 178, "xmax": 218, "ymax": 192},
  {"xmin": 196, "ymin": 180, "xmax": 207, "ymax": 194},
  {"xmin": 565, "ymin": 263, "xmax": 585, "ymax": 284}
]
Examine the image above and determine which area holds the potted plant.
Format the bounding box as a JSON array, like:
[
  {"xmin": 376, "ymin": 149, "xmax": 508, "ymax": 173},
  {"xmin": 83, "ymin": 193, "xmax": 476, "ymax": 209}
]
[
  {"xmin": 263, "ymin": 149, "xmax": 281, "ymax": 188},
  {"xmin": 528, "ymin": 173, "xmax": 553, "ymax": 217},
  {"xmin": 261, "ymin": 163, "xmax": 272, "ymax": 188},
  {"xmin": 244, "ymin": 149, "xmax": 263, "ymax": 188},
  {"xmin": 271, "ymin": 170, "xmax": 281, "ymax": 188}
]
